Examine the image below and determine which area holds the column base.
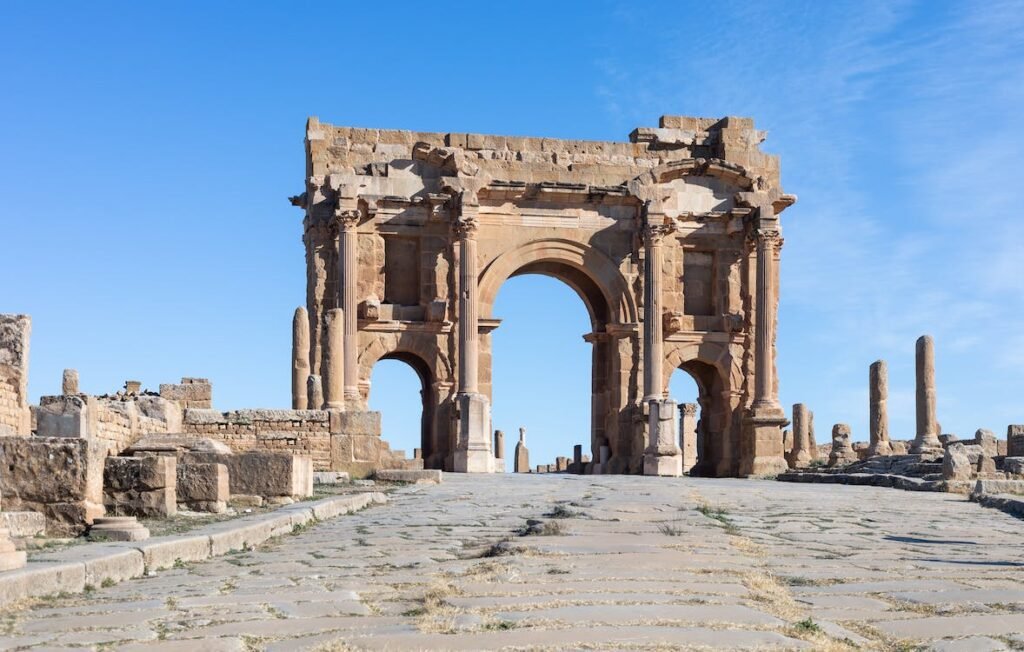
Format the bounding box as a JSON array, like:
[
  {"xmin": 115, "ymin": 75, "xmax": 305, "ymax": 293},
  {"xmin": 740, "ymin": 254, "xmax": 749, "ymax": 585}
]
[
  {"xmin": 909, "ymin": 438, "xmax": 943, "ymax": 457},
  {"xmin": 452, "ymin": 392, "xmax": 495, "ymax": 474},
  {"xmin": 642, "ymin": 398, "xmax": 682, "ymax": 477},
  {"xmin": 867, "ymin": 441, "xmax": 894, "ymax": 457},
  {"xmin": 740, "ymin": 407, "xmax": 788, "ymax": 477},
  {"xmin": 643, "ymin": 454, "xmax": 682, "ymax": 477}
]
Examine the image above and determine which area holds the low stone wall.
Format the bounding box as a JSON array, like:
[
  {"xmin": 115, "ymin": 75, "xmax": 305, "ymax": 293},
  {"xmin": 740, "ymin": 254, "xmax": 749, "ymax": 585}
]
[
  {"xmin": 36, "ymin": 394, "xmax": 182, "ymax": 456},
  {"xmin": 183, "ymin": 409, "xmax": 332, "ymax": 469},
  {"xmin": 0, "ymin": 437, "xmax": 106, "ymax": 535}
]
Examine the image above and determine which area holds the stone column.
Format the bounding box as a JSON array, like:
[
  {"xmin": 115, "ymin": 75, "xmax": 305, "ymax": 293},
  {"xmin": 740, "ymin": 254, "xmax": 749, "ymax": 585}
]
[
  {"xmin": 514, "ymin": 428, "xmax": 529, "ymax": 473},
  {"xmin": 307, "ymin": 375, "xmax": 324, "ymax": 411},
  {"xmin": 642, "ymin": 218, "xmax": 682, "ymax": 477},
  {"xmin": 867, "ymin": 360, "xmax": 893, "ymax": 456},
  {"xmin": 788, "ymin": 403, "xmax": 813, "ymax": 468},
  {"xmin": 910, "ymin": 335, "xmax": 942, "ymax": 456},
  {"xmin": 494, "ymin": 430, "xmax": 505, "ymax": 459},
  {"xmin": 740, "ymin": 202, "xmax": 788, "ymax": 476},
  {"xmin": 452, "ymin": 208, "xmax": 493, "ymax": 473},
  {"xmin": 334, "ymin": 209, "xmax": 361, "ymax": 404},
  {"xmin": 62, "ymin": 369, "xmax": 79, "ymax": 395},
  {"xmin": 323, "ymin": 309, "xmax": 344, "ymax": 410},
  {"xmin": 292, "ymin": 307, "xmax": 310, "ymax": 410},
  {"xmin": 679, "ymin": 403, "xmax": 698, "ymax": 473},
  {"xmin": 573, "ymin": 444, "xmax": 583, "ymax": 474}
]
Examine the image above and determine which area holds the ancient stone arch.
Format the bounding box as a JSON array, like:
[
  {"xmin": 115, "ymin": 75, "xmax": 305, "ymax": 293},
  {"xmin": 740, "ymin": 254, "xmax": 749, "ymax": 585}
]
[{"xmin": 291, "ymin": 115, "xmax": 796, "ymax": 476}]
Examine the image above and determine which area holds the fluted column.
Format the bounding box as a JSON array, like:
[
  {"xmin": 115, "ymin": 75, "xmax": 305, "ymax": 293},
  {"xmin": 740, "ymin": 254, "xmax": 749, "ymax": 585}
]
[
  {"xmin": 334, "ymin": 209, "xmax": 361, "ymax": 404},
  {"xmin": 738, "ymin": 194, "xmax": 788, "ymax": 477},
  {"xmin": 457, "ymin": 218, "xmax": 480, "ymax": 393},
  {"xmin": 292, "ymin": 307, "xmax": 310, "ymax": 409},
  {"xmin": 452, "ymin": 206, "xmax": 493, "ymax": 473},
  {"xmin": 642, "ymin": 217, "xmax": 681, "ymax": 476},
  {"xmin": 752, "ymin": 229, "xmax": 782, "ymax": 411}
]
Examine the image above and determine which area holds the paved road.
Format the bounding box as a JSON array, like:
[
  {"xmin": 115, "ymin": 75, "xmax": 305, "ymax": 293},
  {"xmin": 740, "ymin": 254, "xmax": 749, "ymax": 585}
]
[{"xmin": 3, "ymin": 475, "xmax": 1024, "ymax": 651}]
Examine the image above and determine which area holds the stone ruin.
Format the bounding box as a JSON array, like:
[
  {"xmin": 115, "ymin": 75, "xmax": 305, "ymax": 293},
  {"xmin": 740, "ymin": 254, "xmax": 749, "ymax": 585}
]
[
  {"xmin": 290, "ymin": 115, "xmax": 796, "ymax": 478},
  {"xmin": 0, "ymin": 312, "xmax": 408, "ymax": 554},
  {"xmin": 779, "ymin": 334, "xmax": 1024, "ymax": 496}
]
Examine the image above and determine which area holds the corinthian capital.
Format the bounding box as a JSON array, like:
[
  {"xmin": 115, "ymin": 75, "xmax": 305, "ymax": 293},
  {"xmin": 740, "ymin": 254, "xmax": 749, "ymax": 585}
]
[
  {"xmin": 453, "ymin": 215, "xmax": 479, "ymax": 239},
  {"xmin": 333, "ymin": 208, "xmax": 360, "ymax": 230},
  {"xmin": 643, "ymin": 219, "xmax": 676, "ymax": 246}
]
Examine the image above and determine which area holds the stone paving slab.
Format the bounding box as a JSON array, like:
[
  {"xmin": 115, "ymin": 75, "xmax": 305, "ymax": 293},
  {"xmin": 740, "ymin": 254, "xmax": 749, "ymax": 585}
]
[{"xmin": 2, "ymin": 475, "xmax": 1023, "ymax": 650}]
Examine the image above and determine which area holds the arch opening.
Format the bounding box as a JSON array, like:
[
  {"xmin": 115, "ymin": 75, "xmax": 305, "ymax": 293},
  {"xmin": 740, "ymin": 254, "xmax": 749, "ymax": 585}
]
[
  {"xmin": 668, "ymin": 359, "xmax": 729, "ymax": 476},
  {"xmin": 490, "ymin": 271, "xmax": 601, "ymax": 472},
  {"xmin": 368, "ymin": 353, "xmax": 433, "ymax": 463}
]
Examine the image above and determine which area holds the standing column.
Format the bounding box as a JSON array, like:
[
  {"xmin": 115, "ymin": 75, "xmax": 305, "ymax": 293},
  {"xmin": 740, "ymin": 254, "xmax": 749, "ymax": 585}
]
[
  {"xmin": 452, "ymin": 209, "xmax": 493, "ymax": 473},
  {"xmin": 335, "ymin": 209, "xmax": 361, "ymax": 404},
  {"xmin": 910, "ymin": 335, "xmax": 942, "ymax": 456},
  {"xmin": 642, "ymin": 218, "xmax": 681, "ymax": 477},
  {"xmin": 324, "ymin": 308, "xmax": 344, "ymax": 410},
  {"xmin": 788, "ymin": 403, "xmax": 813, "ymax": 468},
  {"xmin": 679, "ymin": 403, "xmax": 698, "ymax": 473},
  {"xmin": 867, "ymin": 360, "xmax": 893, "ymax": 456},
  {"xmin": 739, "ymin": 199, "xmax": 788, "ymax": 476},
  {"xmin": 752, "ymin": 230, "xmax": 782, "ymax": 411},
  {"xmin": 292, "ymin": 307, "xmax": 310, "ymax": 409}
]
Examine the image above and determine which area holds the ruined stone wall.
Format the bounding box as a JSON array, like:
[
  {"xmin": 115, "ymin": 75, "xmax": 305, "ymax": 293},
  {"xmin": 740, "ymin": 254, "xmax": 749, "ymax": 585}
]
[
  {"xmin": 182, "ymin": 409, "xmax": 333, "ymax": 469},
  {"xmin": 0, "ymin": 437, "xmax": 106, "ymax": 535},
  {"xmin": 0, "ymin": 314, "xmax": 31, "ymax": 436}
]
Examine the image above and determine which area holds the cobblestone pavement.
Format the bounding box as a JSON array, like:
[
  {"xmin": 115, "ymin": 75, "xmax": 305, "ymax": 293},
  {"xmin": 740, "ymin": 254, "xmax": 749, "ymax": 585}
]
[{"xmin": 3, "ymin": 475, "xmax": 1024, "ymax": 651}]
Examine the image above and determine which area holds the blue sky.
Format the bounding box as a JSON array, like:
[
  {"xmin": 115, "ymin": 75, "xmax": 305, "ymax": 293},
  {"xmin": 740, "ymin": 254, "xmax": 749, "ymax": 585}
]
[{"xmin": 2, "ymin": 1, "xmax": 1022, "ymax": 469}]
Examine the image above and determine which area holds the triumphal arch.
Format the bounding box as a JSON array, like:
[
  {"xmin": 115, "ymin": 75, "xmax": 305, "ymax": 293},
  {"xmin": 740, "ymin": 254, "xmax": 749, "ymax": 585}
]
[{"xmin": 289, "ymin": 115, "xmax": 795, "ymax": 477}]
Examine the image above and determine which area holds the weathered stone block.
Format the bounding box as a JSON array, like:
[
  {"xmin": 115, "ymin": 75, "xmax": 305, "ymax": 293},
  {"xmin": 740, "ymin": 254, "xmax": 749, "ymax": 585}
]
[
  {"xmin": 975, "ymin": 429, "xmax": 998, "ymax": 457},
  {"xmin": 1, "ymin": 511, "xmax": 46, "ymax": 538},
  {"xmin": 1004, "ymin": 457, "xmax": 1024, "ymax": 476},
  {"xmin": 0, "ymin": 314, "xmax": 31, "ymax": 436},
  {"xmin": 352, "ymin": 435, "xmax": 381, "ymax": 463},
  {"xmin": 0, "ymin": 436, "xmax": 106, "ymax": 535},
  {"xmin": 942, "ymin": 443, "xmax": 973, "ymax": 481},
  {"xmin": 35, "ymin": 394, "xmax": 97, "ymax": 438},
  {"xmin": 176, "ymin": 462, "xmax": 228, "ymax": 512},
  {"xmin": 330, "ymin": 410, "xmax": 381, "ymax": 436},
  {"xmin": 1007, "ymin": 425, "xmax": 1024, "ymax": 458},
  {"xmin": 103, "ymin": 456, "xmax": 177, "ymax": 518},
  {"xmin": 182, "ymin": 451, "xmax": 312, "ymax": 498}
]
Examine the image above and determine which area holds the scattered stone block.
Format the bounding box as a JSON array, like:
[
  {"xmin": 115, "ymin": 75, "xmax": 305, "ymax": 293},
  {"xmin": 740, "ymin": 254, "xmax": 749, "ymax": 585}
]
[
  {"xmin": 1004, "ymin": 457, "xmax": 1024, "ymax": 476},
  {"xmin": 975, "ymin": 429, "xmax": 998, "ymax": 457},
  {"xmin": 176, "ymin": 462, "xmax": 228, "ymax": 513},
  {"xmin": 183, "ymin": 451, "xmax": 313, "ymax": 499},
  {"xmin": 229, "ymin": 494, "xmax": 264, "ymax": 508},
  {"xmin": 88, "ymin": 516, "xmax": 150, "ymax": 542},
  {"xmin": 942, "ymin": 443, "xmax": 973, "ymax": 481},
  {"xmin": 104, "ymin": 455, "xmax": 177, "ymax": 518},
  {"xmin": 313, "ymin": 471, "xmax": 350, "ymax": 484},
  {"xmin": 1, "ymin": 510, "xmax": 46, "ymax": 538},
  {"xmin": 374, "ymin": 469, "xmax": 442, "ymax": 484}
]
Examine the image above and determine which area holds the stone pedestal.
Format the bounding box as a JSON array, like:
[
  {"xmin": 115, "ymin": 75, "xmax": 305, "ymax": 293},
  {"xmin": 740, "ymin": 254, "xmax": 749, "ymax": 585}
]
[
  {"xmin": 453, "ymin": 393, "xmax": 494, "ymax": 473},
  {"xmin": 740, "ymin": 408, "xmax": 788, "ymax": 477},
  {"xmin": 89, "ymin": 516, "xmax": 150, "ymax": 542},
  {"xmin": 828, "ymin": 423, "xmax": 859, "ymax": 467},
  {"xmin": 643, "ymin": 398, "xmax": 682, "ymax": 477},
  {"xmin": 0, "ymin": 527, "xmax": 26, "ymax": 571}
]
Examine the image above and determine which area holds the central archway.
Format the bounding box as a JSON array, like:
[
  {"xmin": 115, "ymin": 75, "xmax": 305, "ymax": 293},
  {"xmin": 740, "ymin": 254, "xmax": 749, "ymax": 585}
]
[{"xmin": 478, "ymin": 239, "xmax": 638, "ymax": 472}]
